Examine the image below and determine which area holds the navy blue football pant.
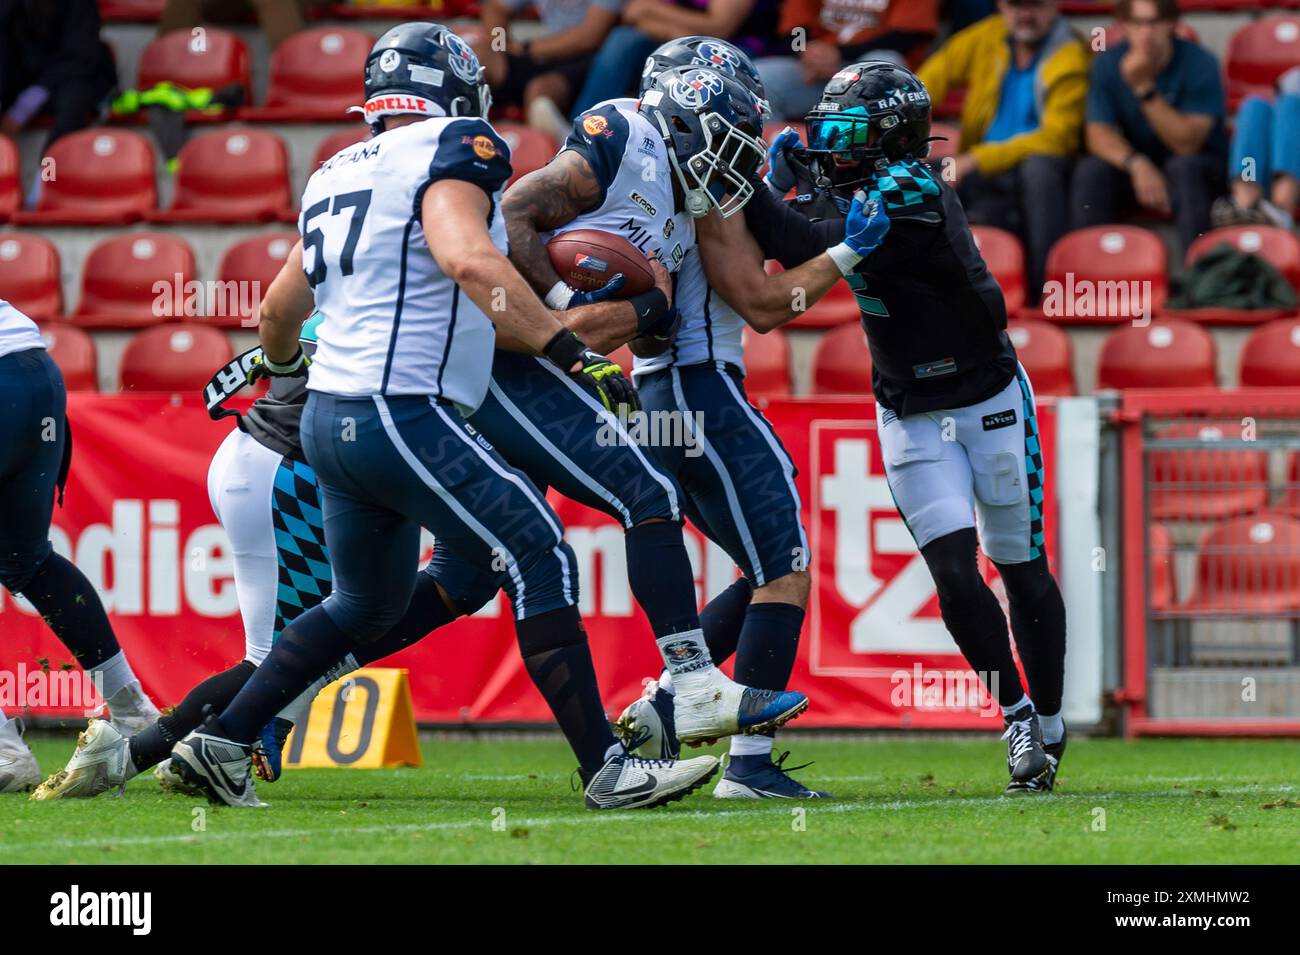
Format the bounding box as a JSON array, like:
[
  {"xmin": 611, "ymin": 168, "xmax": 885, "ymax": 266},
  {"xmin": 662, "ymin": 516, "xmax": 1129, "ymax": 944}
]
[
  {"xmin": 636, "ymin": 361, "xmax": 808, "ymax": 588},
  {"xmin": 301, "ymin": 391, "xmax": 578, "ymax": 640},
  {"xmin": 427, "ymin": 351, "xmax": 683, "ymax": 613}
]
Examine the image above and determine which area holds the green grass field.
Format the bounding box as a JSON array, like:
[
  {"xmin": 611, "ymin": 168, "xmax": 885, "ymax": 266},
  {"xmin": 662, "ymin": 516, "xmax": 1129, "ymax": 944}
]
[{"xmin": 2, "ymin": 731, "xmax": 1297, "ymax": 864}]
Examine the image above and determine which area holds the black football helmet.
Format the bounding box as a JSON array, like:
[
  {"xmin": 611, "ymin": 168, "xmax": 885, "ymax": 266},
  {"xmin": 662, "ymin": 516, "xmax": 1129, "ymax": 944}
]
[
  {"xmin": 640, "ymin": 36, "xmax": 769, "ymax": 120},
  {"xmin": 357, "ymin": 22, "xmax": 490, "ymax": 131},
  {"xmin": 803, "ymin": 61, "xmax": 934, "ymax": 188},
  {"xmin": 639, "ymin": 65, "xmax": 766, "ymax": 219}
]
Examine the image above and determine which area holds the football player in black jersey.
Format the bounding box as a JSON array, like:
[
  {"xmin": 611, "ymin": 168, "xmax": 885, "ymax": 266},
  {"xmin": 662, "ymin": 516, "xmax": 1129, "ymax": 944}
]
[{"xmin": 700, "ymin": 62, "xmax": 1069, "ymax": 793}]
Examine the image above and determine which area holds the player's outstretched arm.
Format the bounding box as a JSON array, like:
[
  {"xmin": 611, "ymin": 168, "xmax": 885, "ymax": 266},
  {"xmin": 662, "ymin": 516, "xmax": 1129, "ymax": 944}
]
[
  {"xmin": 698, "ymin": 195, "xmax": 889, "ymax": 332},
  {"xmin": 257, "ymin": 240, "xmax": 315, "ymax": 367}
]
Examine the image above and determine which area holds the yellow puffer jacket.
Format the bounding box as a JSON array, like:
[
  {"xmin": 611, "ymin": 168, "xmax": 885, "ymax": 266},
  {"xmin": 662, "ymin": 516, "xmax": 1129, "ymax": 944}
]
[{"xmin": 918, "ymin": 14, "xmax": 1090, "ymax": 176}]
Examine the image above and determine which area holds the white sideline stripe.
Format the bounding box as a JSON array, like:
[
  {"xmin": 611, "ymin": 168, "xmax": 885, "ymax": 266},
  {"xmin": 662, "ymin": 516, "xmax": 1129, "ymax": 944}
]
[
  {"xmin": 488, "ymin": 378, "xmax": 633, "ymax": 527},
  {"xmin": 535, "ymin": 357, "xmax": 681, "ymax": 521},
  {"xmin": 374, "ymin": 396, "xmax": 529, "ymax": 614},
  {"xmin": 6, "ymin": 784, "xmax": 1293, "ymax": 854},
  {"xmin": 669, "ymin": 366, "xmax": 764, "ymax": 583}
]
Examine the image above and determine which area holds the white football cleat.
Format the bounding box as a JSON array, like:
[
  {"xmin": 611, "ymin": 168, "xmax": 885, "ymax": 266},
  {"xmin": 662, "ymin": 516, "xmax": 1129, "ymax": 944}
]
[
  {"xmin": 169, "ymin": 716, "xmax": 266, "ymax": 808},
  {"xmin": 30, "ymin": 719, "xmax": 135, "ymax": 800},
  {"xmin": 583, "ymin": 751, "xmax": 719, "ymax": 810},
  {"xmin": 0, "ymin": 745, "xmax": 41, "ymax": 794},
  {"xmin": 153, "ymin": 758, "xmax": 202, "ymax": 796},
  {"xmin": 105, "ymin": 681, "xmax": 161, "ymax": 737},
  {"xmin": 615, "ymin": 678, "xmax": 680, "ymax": 759}
]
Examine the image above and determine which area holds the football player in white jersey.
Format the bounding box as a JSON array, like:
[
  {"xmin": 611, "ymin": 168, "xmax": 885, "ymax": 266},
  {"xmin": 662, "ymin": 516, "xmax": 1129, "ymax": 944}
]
[
  {"xmin": 584, "ymin": 41, "xmax": 888, "ymax": 798},
  {"xmin": 0, "ymin": 299, "xmax": 159, "ymax": 794},
  {"xmin": 165, "ymin": 23, "xmax": 720, "ymax": 810}
]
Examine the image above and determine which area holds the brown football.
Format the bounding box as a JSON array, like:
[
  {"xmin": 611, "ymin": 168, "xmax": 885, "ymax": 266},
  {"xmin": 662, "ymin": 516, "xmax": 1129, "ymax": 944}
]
[{"xmin": 547, "ymin": 229, "xmax": 656, "ymax": 298}]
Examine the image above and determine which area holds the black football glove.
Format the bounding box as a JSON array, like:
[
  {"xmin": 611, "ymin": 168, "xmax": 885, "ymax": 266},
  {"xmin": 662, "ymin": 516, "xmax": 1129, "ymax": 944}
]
[{"xmin": 543, "ymin": 329, "xmax": 640, "ymax": 416}]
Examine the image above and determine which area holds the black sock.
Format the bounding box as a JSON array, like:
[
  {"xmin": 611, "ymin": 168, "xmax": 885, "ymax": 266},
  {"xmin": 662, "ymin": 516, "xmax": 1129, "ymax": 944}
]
[
  {"xmin": 217, "ymin": 606, "xmax": 357, "ymax": 743},
  {"xmin": 128, "ymin": 660, "xmax": 256, "ymax": 771},
  {"xmin": 15, "ymin": 552, "xmax": 120, "ymax": 669},
  {"xmin": 352, "ymin": 572, "xmax": 459, "ymax": 667},
  {"xmin": 515, "ymin": 605, "xmax": 617, "ymax": 774},
  {"xmin": 699, "ymin": 577, "xmax": 753, "ymax": 666},
  {"xmin": 996, "ymin": 556, "xmax": 1067, "ymax": 715},
  {"xmin": 733, "ymin": 601, "xmax": 804, "ymax": 693},
  {"xmin": 921, "ymin": 529, "xmax": 1025, "ymax": 708},
  {"xmin": 625, "ymin": 520, "xmax": 700, "ymax": 637}
]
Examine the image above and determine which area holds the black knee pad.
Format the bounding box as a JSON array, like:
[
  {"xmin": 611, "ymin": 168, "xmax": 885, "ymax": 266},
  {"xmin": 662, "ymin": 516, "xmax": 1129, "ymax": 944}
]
[
  {"xmin": 921, "ymin": 528, "xmax": 987, "ymax": 607},
  {"xmin": 515, "ymin": 604, "xmax": 587, "ymax": 657}
]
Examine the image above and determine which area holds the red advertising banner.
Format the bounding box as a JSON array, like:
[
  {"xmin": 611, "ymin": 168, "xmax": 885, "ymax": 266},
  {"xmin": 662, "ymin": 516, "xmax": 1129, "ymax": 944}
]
[{"xmin": 1, "ymin": 393, "xmax": 1055, "ymax": 730}]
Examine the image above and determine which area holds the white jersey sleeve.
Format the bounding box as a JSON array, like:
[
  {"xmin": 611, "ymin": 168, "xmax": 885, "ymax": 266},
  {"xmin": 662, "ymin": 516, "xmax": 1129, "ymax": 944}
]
[
  {"xmin": 0, "ymin": 299, "xmax": 46, "ymax": 359},
  {"xmin": 632, "ymin": 248, "xmax": 746, "ymax": 378},
  {"xmin": 303, "ymin": 117, "xmax": 512, "ymax": 408}
]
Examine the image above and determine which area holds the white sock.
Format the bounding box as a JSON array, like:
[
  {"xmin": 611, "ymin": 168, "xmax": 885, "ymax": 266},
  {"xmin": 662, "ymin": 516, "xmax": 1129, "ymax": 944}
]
[
  {"xmin": 1001, "ymin": 694, "xmax": 1033, "ymax": 719},
  {"xmin": 1038, "ymin": 711, "xmax": 1065, "ymax": 745},
  {"xmin": 277, "ymin": 654, "xmax": 359, "ymax": 726},
  {"xmin": 729, "ymin": 734, "xmax": 774, "ymax": 758},
  {"xmin": 655, "ymin": 629, "xmax": 713, "ymax": 682},
  {"xmin": 94, "ymin": 650, "xmax": 139, "ymax": 700},
  {"xmin": 0, "ymin": 708, "xmax": 21, "ymax": 747},
  {"xmin": 658, "ymin": 668, "xmax": 674, "ymax": 695}
]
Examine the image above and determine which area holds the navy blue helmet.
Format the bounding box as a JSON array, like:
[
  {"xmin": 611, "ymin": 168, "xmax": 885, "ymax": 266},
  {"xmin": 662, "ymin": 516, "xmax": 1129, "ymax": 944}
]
[
  {"xmin": 640, "ymin": 36, "xmax": 769, "ymax": 120},
  {"xmin": 639, "ymin": 65, "xmax": 766, "ymax": 219},
  {"xmin": 358, "ymin": 22, "xmax": 490, "ymax": 131}
]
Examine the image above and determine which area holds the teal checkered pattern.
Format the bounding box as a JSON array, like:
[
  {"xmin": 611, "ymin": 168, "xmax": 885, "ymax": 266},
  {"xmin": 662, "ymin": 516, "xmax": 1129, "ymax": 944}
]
[
  {"xmin": 1018, "ymin": 372, "xmax": 1045, "ymax": 560},
  {"xmin": 871, "ymin": 160, "xmax": 941, "ymax": 211},
  {"xmin": 271, "ymin": 458, "xmax": 331, "ymax": 642}
]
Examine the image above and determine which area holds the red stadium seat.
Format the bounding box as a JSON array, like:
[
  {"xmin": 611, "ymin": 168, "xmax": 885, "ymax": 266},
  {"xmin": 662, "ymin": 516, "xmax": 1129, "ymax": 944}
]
[
  {"xmin": 38, "ymin": 324, "xmax": 98, "ymax": 391},
  {"xmin": 743, "ymin": 327, "xmax": 791, "ymax": 399},
  {"xmin": 1097, "ymin": 320, "xmax": 1216, "ymax": 389},
  {"xmin": 1042, "ymin": 226, "xmax": 1167, "ymax": 323},
  {"xmin": 1184, "ymin": 513, "xmax": 1300, "ymax": 613},
  {"xmin": 0, "ymin": 136, "xmax": 17, "ymax": 221},
  {"xmin": 137, "ymin": 28, "xmax": 250, "ymax": 108},
  {"xmin": 1149, "ymin": 522, "xmax": 1176, "ymax": 612},
  {"xmin": 1170, "ymin": 226, "xmax": 1300, "ymax": 324},
  {"xmin": 1007, "ymin": 318, "xmax": 1074, "ymax": 396},
  {"xmin": 1240, "ymin": 318, "xmax": 1300, "ymax": 387},
  {"xmin": 971, "ymin": 225, "xmax": 1025, "ymax": 313},
  {"xmin": 1225, "ymin": 16, "xmax": 1300, "ymax": 109},
  {"xmin": 497, "ymin": 123, "xmax": 558, "ymax": 186},
  {"xmin": 214, "ymin": 232, "xmax": 298, "ymax": 328},
  {"xmin": 1149, "ymin": 422, "xmax": 1269, "ymax": 521},
  {"xmin": 811, "ymin": 323, "xmax": 872, "ymax": 395},
  {"xmin": 71, "ymin": 233, "xmax": 198, "ymax": 329},
  {"xmin": 313, "ymin": 127, "xmax": 372, "ymax": 169},
  {"xmin": 0, "ymin": 233, "xmax": 63, "ymax": 321},
  {"xmin": 119, "ymin": 323, "xmax": 233, "ymax": 392},
  {"xmin": 98, "ymin": 0, "xmax": 166, "ymax": 21},
  {"xmin": 11, "ymin": 130, "xmax": 156, "ymax": 225},
  {"xmin": 150, "ymin": 129, "xmax": 293, "ymax": 224},
  {"xmin": 250, "ymin": 27, "xmax": 371, "ymax": 122},
  {"xmin": 1283, "ymin": 453, "xmax": 1300, "ymax": 519}
]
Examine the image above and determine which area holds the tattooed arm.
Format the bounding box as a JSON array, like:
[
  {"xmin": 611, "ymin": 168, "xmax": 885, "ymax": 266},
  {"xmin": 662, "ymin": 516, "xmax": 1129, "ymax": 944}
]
[{"xmin": 501, "ymin": 149, "xmax": 603, "ymax": 297}]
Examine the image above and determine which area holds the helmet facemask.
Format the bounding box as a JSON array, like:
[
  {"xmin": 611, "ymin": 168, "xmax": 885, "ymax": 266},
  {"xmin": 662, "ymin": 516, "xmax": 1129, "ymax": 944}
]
[{"xmin": 644, "ymin": 90, "xmax": 765, "ymax": 219}]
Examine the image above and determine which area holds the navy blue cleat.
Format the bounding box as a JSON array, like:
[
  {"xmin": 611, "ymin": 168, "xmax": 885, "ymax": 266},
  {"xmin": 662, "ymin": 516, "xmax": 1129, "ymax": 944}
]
[
  {"xmin": 713, "ymin": 751, "xmax": 831, "ymax": 799},
  {"xmin": 251, "ymin": 717, "xmax": 293, "ymax": 783}
]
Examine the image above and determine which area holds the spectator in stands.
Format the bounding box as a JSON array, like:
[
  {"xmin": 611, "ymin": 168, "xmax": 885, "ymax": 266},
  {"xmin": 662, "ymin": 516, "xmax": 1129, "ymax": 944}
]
[
  {"xmin": 755, "ymin": 0, "xmax": 939, "ymax": 120},
  {"xmin": 1212, "ymin": 67, "xmax": 1300, "ymax": 231},
  {"xmin": 158, "ymin": 0, "xmax": 319, "ymax": 50},
  {"xmin": 477, "ymin": 0, "xmax": 623, "ymax": 141},
  {"xmin": 918, "ymin": 0, "xmax": 1088, "ymax": 302},
  {"xmin": 1070, "ymin": 0, "xmax": 1226, "ymax": 252},
  {"xmin": 570, "ymin": 0, "xmax": 782, "ymax": 115},
  {"xmin": 0, "ymin": 0, "xmax": 116, "ymax": 154}
]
